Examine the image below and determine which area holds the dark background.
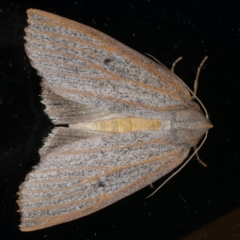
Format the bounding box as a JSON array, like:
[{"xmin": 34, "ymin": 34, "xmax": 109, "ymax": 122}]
[{"xmin": 0, "ymin": 0, "xmax": 239, "ymax": 239}]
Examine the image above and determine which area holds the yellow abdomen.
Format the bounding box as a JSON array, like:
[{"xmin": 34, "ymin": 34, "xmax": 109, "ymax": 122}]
[{"xmin": 70, "ymin": 118, "xmax": 161, "ymax": 133}]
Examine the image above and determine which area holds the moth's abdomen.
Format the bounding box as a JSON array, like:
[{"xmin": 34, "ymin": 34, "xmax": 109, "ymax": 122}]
[{"xmin": 70, "ymin": 117, "xmax": 161, "ymax": 133}]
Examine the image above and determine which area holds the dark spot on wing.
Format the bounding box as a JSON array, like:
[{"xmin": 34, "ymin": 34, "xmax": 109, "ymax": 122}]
[
  {"xmin": 98, "ymin": 181, "xmax": 105, "ymax": 187},
  {"xmin": 104, "ymin": 58, "xmax": 113, "ymax": 65}
]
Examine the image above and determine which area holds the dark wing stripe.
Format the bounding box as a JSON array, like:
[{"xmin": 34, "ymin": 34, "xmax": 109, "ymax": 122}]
[
  {"xmin": 25, "ymin": 27, "xmax": 104, "ymax": 49},
  {"xmin": 50, "ymin": 85, "xmax": 185, "ymax": 114},
  {"xmin": 20, "ymin": 154, "xmax": 177, "ymax": 196},
  {"xmin": 35, "ymin": 58, "xmax": 185, "ymax": 103},
  {"xmin": 39, "ymin": 67, "xmax": 184, "ymax": 104},
  {"xmin": 19, "ymin": 187, "xmax": 98, "ymax": 206},
  {"xmin": 20, "ymin": 147, "xmax": 182, "ymax": 198},
  {"xmin": 20, "ymin": 197, "xmax": 101, "ymax": 231},
  {"xmin": 42, "ymin": 138, "xmax": 172, "ymax": 160},
  {"xmin": 25, "ymin": 41, "xmax": 185, "ymax": 102},
  {"xmin": 20, "ymin": 148, "xmax": 184, "ymax": 212},
  {"xmin": 26, "ymin": 20, "xmax": 166, "ymax": 87},
  {"xmin": 20, "ymin": 159, "xmax": 172, "ymax": 193},
  {"xmin": 19, "ymin": 148, "xmax": 189, "ymax": 231},
  {"xmin": 33, "ymin": 137, "xmax": 175, "ymax": 173},
  {"xmin": 19, "ymin": 183, "xmax": 98, "ymax": 201},
  {"xmin": 26, "ymin": 10, "xmax": 190, "ymax": 100},
  {"xmin": 25, "ymin": 28, "xmax": 113, "ymax": 64},
  {"xmin": 25, "ymin": 39, "xmax": 108, "ymax": 72},
  {"xmin": 25, "ymin": 26, "xmax": 185, "ymax": 100}
]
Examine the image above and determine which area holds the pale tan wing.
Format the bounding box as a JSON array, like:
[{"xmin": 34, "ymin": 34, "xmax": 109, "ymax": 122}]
[
  {"xmin": 41, "ymin": 80, "xmax": 116, "ymax": 124},
  {"xmin": 39, "ymin": 127, "xmax": 110, "ymax": 159},
  {"xmin": 18, "ymin": 131, "xmax": 190, "ymax": 231},
  {"xmin": 25, "ymin": 9, "xmax": 191, "ymax": 120}
]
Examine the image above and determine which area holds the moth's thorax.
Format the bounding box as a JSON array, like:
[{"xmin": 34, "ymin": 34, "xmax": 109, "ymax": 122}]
[
  {"xmin": 172, "ymin": 103, "xmax": 212, "ymax": 131},
  {"xmin": 170, "ymin": 103, "xmax": 213, "ymax": 146}
]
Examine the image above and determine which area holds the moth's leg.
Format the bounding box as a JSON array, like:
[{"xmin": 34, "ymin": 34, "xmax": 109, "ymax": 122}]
[
  {"xmin": 171, "ymin": 57, "xmax": 183, "ymax": 73},
  {"xmin": 194, "ymin": 146, "xmax": 207, "ymax": 167},
  {"xmin": 149, "ymin": 183, "xmax": 154, "ymax": 188},
  {"xmin": 192, "ymin": 56, "xmax": 208, "ymax": 98}
]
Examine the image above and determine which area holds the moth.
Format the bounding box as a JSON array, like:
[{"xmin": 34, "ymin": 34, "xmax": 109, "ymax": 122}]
[{"xmin": 18, "ymin": 9, "xmax": 212, "ymax": 231}]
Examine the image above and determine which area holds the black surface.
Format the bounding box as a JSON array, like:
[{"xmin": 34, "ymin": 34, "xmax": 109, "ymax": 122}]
[{"xmin": 0, "ymin": 0, "xmax": 239, "ymax": 239}]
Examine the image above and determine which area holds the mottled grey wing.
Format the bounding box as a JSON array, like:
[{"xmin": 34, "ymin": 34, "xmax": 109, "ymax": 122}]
[
  {"xmin": 25, "ymin": 9, "xmax": 191, "ymax": 120},
  {"xmin": 18, "ymin": 131, "xmax": 190, "ymax": 231}
]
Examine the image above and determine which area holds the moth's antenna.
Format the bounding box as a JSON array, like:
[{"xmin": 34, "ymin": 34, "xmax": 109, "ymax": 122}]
[
  {"xmin": 145, "ymin": 131, "xmax": 209, "ymax": 199},
  {"xmin": 145, "ymin": 55, "xmax": 211, "ymax": 198},
  {"xmin": 144, "ymin": 53, "xmax": 169, "ymax": 69},
  {"xmin": 192, "ymin": 56, "xmax": 208, "ymax": 98},
  {"xmin": 171, "ymin": 57, "xmax": 183, "ymax": 72},
  {"xmin": 145, "ymin": 54, "xmax": 210, "ymax": 120}
]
